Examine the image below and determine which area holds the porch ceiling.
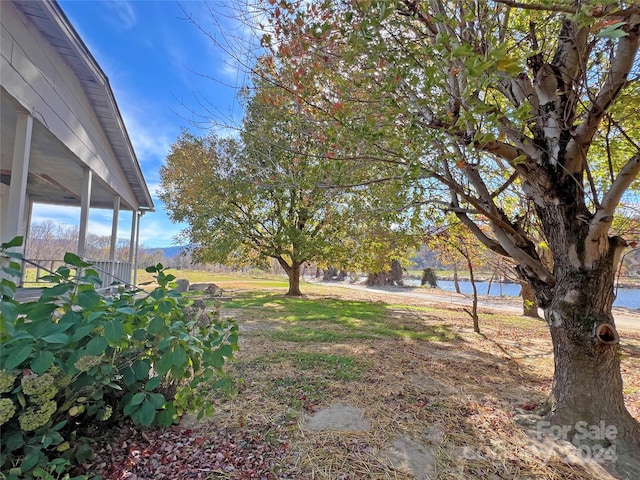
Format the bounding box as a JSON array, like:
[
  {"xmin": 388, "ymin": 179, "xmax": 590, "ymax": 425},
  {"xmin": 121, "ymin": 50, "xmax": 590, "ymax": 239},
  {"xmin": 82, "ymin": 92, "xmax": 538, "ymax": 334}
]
[{"xmin": 1, "ymin": 89, "xmax": 126, "ymax": 210}]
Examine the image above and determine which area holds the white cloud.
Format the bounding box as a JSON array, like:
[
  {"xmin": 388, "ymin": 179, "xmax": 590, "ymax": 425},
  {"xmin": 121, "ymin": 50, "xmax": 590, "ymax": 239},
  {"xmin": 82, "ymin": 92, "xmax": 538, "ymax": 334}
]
[
  {"xmin": 101, "ymin": 1, "xmax": 137, "ymax": 30},
  {"xmin": 120, "ymin": 108, "xmax": 174, "ymax": 165},
  {"xmin": 31, "ymin": 204, "xmax": 139, "ymax": 243},
  {"xmin": 138, "ymin": 214, "xmax": 185, "ymax": 248},
  {"xmin": 145, "ymin": 181, "xmax": 162, "ymax": 198},
  {"xmin": 31, "ymin": 204, "xmax": 79, "ymax": 227}
]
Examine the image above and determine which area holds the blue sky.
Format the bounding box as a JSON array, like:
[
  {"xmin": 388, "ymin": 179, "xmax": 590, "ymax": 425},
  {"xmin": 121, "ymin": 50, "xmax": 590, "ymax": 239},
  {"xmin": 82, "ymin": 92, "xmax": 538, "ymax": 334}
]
[{"xmin": 31, "ymin": 1, "xmax": 250, "ymax": 248}]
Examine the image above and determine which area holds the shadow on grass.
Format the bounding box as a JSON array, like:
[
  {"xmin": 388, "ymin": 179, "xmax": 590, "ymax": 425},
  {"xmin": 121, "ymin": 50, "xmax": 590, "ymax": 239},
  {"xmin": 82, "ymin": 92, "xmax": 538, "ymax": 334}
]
[
  {"xmin": 232, "ymin": 351, "xmax": 366, "ymax": 410},
  {"xmin": 231, "ymin": 292, "xmax": 459, "ymax": 342},
  {"xmin": 230, "ymin": 291, "xmax": 386, "ymax": 321},
  {"xmin": 216, "ymin": 291, "xmax": 631, "ymax": 479}
]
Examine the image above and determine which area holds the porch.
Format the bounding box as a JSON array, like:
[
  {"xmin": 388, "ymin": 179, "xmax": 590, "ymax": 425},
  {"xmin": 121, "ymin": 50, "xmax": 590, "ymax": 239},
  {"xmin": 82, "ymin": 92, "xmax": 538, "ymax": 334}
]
[
  {"xmin": 1, "ymin": 0, "xmax": 154, "ymax": 287},
  {"xmin": 14, "ymin": 257, "xmax": 135, "ymax": 303}
]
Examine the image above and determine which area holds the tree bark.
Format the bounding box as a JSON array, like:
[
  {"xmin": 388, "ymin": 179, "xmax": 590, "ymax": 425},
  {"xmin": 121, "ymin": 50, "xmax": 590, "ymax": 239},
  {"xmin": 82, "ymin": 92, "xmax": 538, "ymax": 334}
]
[
  {"xmin": 452, "ymin": 263, "xmax": 461, "ymax": 293},
  {"xmin": 277, "ymin": 257, "xmax": 303, "ymax": 296},
  {"xmin": 538, "ymin": 255, "xmax": 640, "ymax": 476},
  {"xmin": 286, "ymin": 261, "xmax": 302, "ymax": 296},
  {"xmin": 486, "ymin": 271, "xmax": 495, "ymax": 295},
  {"xmin": 365, "ymin": 272, "xmax": 388, "ymax": 286},
  {"xmin": 323, "ymin": 266, "xmax": 337, "ymax": 281},
  {"xmin": 421, "ymin": 268, "xmax": 438, "ymax": 288},
  {"xmin": 465, "ymin": 257, "xmax": 480, "ymax": 334},
  {"xmin": 389, "ymin": 259, "xmax": 404, "ymax": 286},
  {"xmin": 520, "ymin": 281, "xmax": 540, "ymax": 318}
]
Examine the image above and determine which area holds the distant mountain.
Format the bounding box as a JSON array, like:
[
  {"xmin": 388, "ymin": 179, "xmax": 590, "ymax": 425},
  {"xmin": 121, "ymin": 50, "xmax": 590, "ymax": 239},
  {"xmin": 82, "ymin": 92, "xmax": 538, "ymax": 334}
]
[{"xmin": 145, "ymin": 245, "xmax": 185, "ymax": 258}]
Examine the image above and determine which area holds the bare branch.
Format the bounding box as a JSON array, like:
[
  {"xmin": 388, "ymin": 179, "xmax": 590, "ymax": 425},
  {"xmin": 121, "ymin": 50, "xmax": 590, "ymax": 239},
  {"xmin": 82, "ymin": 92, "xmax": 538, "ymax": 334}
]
[
  {"xmin": 397, "ymin": 0, "xmax": 438, "ymax": 36},
  {"xmin": 461, "ymin": 165, "xmax": 555, "ymax": 285},
  {"xmin": 583, "ymin": 155, "xmax": 601, "ymax": 209},
  {"xmin": 493, "ymin": 0, "xmax": 577, "ymax": 15},
  {"xmin": 566, "ymin": 13, "xmax": 640, "ymax": 172},
  {"xmin": 442, "ymin": 164, "xmax": 509, "ymax": 256},
  {"xmin": 498, "ymin": 4, "xmax": 511, "ymax": 43},
  {"xmin": 587, "ymin": 152, "xmax": 640, "ymax": 251},
  {"xmin": 605, "ymin": 112, "xmax": 640, "ymax": 152},
  {"xmin": 491, "ymin": 171, "xmax": 519, "ymax": 198}
]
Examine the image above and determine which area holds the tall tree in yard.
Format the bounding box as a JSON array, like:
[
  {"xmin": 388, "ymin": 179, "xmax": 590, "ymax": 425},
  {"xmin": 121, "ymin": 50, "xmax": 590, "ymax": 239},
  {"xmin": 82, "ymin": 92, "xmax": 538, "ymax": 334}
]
[
  {"xmin": 161, "ymin": 96, "xmax": 332, "ymax": 295},
  {"xmin": 160, "ymin": 79, "xmax": 416, "ymax": 295},
  {"xmin": 253, "ymin": 0, "xmax": 640, "ymax": 474}
]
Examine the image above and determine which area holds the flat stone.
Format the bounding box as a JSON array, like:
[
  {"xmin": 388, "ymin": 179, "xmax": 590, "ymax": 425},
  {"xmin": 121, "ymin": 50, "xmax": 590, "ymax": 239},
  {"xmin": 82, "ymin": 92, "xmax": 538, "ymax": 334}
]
[
  {"xmin": 303, "ymin": 403, "xmax": 370, "ymax": 432},
  {"xmin": 175, "ymin": 278, "xmax": 189, "ymax": 293},
  {"xmin": 381, "ymin": 436, "xmax": 436, "ymax": 480}
]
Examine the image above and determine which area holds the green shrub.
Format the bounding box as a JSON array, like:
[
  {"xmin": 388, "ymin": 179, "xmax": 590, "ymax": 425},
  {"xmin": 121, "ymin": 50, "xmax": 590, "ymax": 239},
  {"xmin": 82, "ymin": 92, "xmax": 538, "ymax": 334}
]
[
  {"xmin": 420, "ymin": 268, "xmax": 438, "ymax": 288},
  {"xmin": 0, "ymin": 237, "xmax": 238, "ymax": 479}
]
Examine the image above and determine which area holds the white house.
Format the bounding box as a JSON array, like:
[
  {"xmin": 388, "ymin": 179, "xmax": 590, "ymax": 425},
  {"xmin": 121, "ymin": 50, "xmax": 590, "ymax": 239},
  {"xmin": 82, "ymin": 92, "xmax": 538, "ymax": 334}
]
[{"xmin": 1, "ymin": 0, "xmax": 154, "ymax": 288}]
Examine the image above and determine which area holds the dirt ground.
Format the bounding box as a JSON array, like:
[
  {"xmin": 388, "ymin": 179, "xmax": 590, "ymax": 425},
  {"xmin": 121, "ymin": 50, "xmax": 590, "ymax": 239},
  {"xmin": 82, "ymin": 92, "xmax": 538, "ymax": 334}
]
[{"xmin": 83, "ymin": 282, "xmax": 640, "ymax": 480}]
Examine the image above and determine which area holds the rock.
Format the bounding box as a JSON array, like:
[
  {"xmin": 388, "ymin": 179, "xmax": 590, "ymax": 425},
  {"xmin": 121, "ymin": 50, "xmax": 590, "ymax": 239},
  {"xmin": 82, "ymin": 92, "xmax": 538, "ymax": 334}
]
[
  {"xmin": 303, "ymin": 403, "xmax": 370, "ymax": 432},
  {"xmin": 188, "ymin": 283, "xmax": 224, "ymax": 295},
  {"xmin": 381, "ymin": 436, "xmax": 436, "ymax": 480},
  {"xmin": 424, "ymin": 424, "xmax": 444, "ymax": 444},
  {"xmin": 175, "ymin": 278, "xmax": 189, "ymax": 293},
  {"xmin": 205, "ymin": 284, "xmax": 223, "ymax": 295}
]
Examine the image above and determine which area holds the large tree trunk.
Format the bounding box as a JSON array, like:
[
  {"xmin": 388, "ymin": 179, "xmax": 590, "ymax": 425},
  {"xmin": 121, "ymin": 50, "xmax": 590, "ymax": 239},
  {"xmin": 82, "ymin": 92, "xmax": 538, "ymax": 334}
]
[
  {"xmin": 537, "ymin": 248, "xmax": 640, "ymax": 477},
  {"xmin": 389, "ymin": 259, "xmax": 404, "ymax": 286},
  {"xmin": 365, "ymin": 271, "xmax": 388, "ymax": 286},
  {"xmin": 323, "ymin": 266, "xmax": 338, "ymax": 281},
  {"xmin": 421, "ymin": 268, "xmax": 438, "ymax": 288},
  {"xmin": 277, "ymin": 257, "xmax": 303, "ymax": 296},
  {"xmin": 286, "ymin": 262, "xmax": 302, "ymax": 296},
  {"xmin": 336, "ymin": 269, "xmax": 348, "ymax": 281}
]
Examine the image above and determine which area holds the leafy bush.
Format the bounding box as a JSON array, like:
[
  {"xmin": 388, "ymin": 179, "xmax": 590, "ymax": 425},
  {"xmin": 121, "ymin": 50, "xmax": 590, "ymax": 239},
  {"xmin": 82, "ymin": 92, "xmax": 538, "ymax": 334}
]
[
  {"xmin": 0, "ymin": 237, "xmax": 238, "ymax": 479},
  {"xmin": 420, "ymin": 268, "xmax": 438, "ymax": 288}
]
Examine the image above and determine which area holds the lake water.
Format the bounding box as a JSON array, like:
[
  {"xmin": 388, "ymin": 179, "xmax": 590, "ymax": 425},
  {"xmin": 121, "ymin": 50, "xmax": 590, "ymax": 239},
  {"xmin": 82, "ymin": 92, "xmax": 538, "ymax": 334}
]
[{"xmin": 408, "ymin": 279, "xmax": 640, "ymax": 310}]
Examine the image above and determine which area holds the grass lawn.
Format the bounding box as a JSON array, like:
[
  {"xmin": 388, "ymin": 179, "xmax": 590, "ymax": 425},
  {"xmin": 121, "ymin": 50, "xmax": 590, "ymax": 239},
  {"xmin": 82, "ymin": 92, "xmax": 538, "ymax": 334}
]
[{"xmin": 87, "ymin": 272, "xmax": 640, "ymax": 479}]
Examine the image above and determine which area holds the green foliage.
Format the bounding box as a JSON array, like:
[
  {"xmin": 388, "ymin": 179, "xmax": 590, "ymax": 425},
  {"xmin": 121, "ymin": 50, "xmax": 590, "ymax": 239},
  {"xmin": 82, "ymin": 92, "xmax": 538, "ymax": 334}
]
[
  {"xmin": 257, "ymin": 0, "xmax": 640, "ymax": 283},
  {"xmin": 0, "ymin": 239, "xmax": 238, "ymax": 479},
  {"xmin": 159, "ymin": 74, "xmax": 421, "ymax": 294},
  {"xmin": 421, "ymin": 268, "xmax": 438, "ymax": 288}
]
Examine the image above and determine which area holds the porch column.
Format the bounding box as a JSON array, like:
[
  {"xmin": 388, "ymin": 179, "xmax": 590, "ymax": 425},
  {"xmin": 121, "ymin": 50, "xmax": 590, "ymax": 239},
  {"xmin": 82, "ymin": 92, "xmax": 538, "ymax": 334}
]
[
  {"xmin": 109, "ymin": 195, "xmax": 120, "ymax": 280},
  {"xmin": 133, "ymin": 210, "xmax": 143, "ymax": 287},
  {"xmin": 128, "ymin": 210, "xmax": 137, "ymax": 284},
  {"xmin": 109, "ymin": 196, "xmax": 121, "ymax": 262},
  {"xmin": 2, "ymin": 111, "xmax": 33, "ymax": 247},
  {"xmin": 77, "ymin": 168, "xmax": 92, "ymax": 258},
  {"xmin": 24, "ymin": 197, "xmax": 34, "ymax": 256}
]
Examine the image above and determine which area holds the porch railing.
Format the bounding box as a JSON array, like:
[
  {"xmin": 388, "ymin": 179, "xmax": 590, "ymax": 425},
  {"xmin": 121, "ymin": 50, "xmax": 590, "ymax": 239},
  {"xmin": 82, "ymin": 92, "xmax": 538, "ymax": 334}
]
[{"xmin": 21, "ymin": 258, "xmax": 133, "ymax": 292}]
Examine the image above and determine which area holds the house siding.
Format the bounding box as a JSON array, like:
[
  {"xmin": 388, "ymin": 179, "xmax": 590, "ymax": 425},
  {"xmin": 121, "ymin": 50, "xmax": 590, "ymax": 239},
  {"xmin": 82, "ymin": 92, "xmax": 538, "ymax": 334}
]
[{"xmin": 0, "ymin": 2, "xmax": 138, "ymax": 209}]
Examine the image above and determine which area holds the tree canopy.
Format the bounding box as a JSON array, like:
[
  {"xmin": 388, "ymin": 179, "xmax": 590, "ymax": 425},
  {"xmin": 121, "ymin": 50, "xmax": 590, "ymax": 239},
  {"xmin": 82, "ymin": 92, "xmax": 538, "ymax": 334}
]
[{"xmin": 160, "ymin": 78, "xmax": 418, "ymax": 295}]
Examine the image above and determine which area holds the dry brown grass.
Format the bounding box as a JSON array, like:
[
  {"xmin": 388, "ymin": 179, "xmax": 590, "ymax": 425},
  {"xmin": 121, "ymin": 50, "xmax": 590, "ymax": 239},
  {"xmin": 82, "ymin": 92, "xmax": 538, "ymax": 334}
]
[{"xmin": 191, "ymin": 281, "xmax": 640, "ymax": 479}]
